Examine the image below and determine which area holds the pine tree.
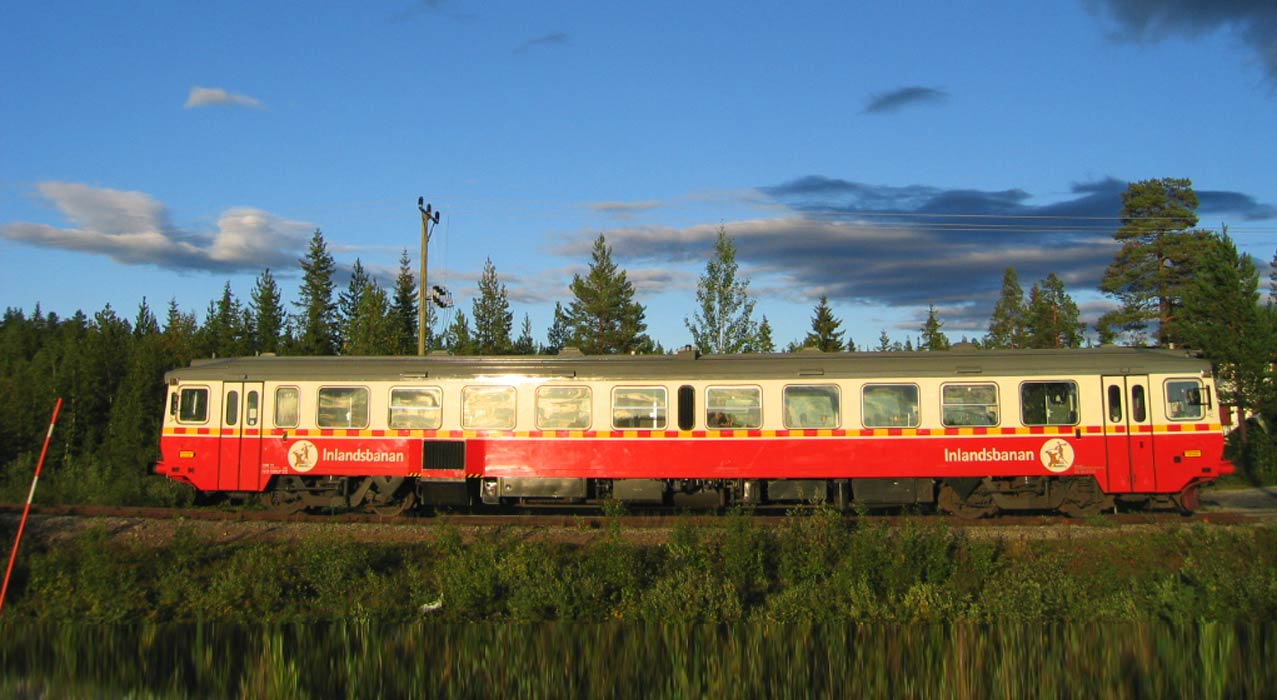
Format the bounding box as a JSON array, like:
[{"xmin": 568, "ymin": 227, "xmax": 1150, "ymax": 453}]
[
  {"xmin": 876, "ymin": 330, "xmax": 893, "ymax": 352},
  {"xmin": 1025, "ymin": 274, "xmax": 1086, "ymax": 349},
  {"xmin": 1097, "ymin": 178, "xmax": 1214, "ymax": 346},
  {"xmin": 250, "ymin": 268, "xmax": 285, "ymax": 354},
  {"xmin": 292, "ymin": 228, "xmax": 339, "ymax": 356},
  {"xmin": 472, "ymin": 258, "xmax": 514, "ymax": 354},
  {"xmin": 986, "ymin": 267, "xmax": 1026, "ymax": 348},
  {"xmin": 390, "ymin": 249, "xmax": 418, "ymax": 355},
  {"xmin": 566, "ymin": 235, "xmax": 650, "ymax": 354},
  {"xmin": 920, "ymin": 304, "xmax": 951, "ymax": 351},
  {"xmin": 684, "ymin": 227, "xmax": 759, "ymax": 353},
  {"xmin": 800, "ymin": 296, "xmax": 844, "ymax": 352}
]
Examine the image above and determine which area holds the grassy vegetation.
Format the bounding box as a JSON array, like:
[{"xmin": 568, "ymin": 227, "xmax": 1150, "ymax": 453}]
[{"xmin": 3, "ymin": 509, "xmax": 1275, "ymax": 625}]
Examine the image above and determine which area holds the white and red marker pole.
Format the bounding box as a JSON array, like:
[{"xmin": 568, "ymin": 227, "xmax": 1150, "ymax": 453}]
[{"xmin": 0, "ymin": 398, "xmax": 63, "ymax": 615}]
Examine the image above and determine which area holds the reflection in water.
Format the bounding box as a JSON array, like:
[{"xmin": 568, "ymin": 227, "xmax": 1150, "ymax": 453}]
[{"xmin": 1, "ymin": 623, "xmax": 1274, "ymax": 698}]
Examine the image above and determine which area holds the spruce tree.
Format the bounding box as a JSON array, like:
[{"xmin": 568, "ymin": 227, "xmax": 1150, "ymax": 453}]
[
  {"xmin": 444, "ymin": 310, "xmax": 476, "ymax": 355},
  {"xmin": 472, "ymin": 257, "xmax": 514, "ymax": 354},
  {"xmin": 344, "ymin": 280, "xmax": 395, "ymax": 355},
  {"xmin": 802, "ymin": 296, "xmax": 844, "ymax": 352},
  {"xmin": 684, "ymin": 227, "xmax": 759, "ymax": 353},
  {"xmin": 390, "ymin": 249, "xmax": 418, "ymax": 355},
  {"xmin": 514, "ymin": 314, "xmax": 537, "ymax": 354},
  {"xmin": 292, "ymin": 228, "xmax": 339, "ymax": 355},
  {"xmin": 876, "ymin": 330, "xmax": 893, "ymax": 352},
  {"xmin": 986, "ymin": 267, "xmax": 1026, "ymax": 348},
  {"xmin": 920, "ymin": 304, "xmax": 951, "ymax": 351},
  {"xmin": 755, "ymin": 316, "xmax": 776, "ymax": 353},
  {"xmin": 545, "ymin": 302, "xmax": 572, "ymax": 354},
  {"xmin": 566, "ymin": 235, "xmax": 650, "ymax": 354},
  {"xmin": 338, "ymin": 258, "xmax": 371, "ymax": 353},
  {"xmin": 250, "ymin": 268, "xmax": 285, "ymax": 354}
]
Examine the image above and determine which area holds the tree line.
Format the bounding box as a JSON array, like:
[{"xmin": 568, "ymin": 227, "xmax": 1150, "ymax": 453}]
[{"xmin": 2, "ymin": 177, "xmax": 1275, "ymax": 502}]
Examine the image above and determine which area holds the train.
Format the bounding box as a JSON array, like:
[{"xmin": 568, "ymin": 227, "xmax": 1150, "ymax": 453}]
[{"xmin": 154, "ymin": 346, "xmax": 1233, "ymax": 517}]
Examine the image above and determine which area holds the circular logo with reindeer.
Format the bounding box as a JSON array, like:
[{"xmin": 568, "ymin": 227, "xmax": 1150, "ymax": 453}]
[
  {"xmin": 1040, "ymin": 438, "xmax": 1075, "ymax": 473},
  {"xmin": 287, "ymin": 440, "xmax": 318, "ymax": 473}
]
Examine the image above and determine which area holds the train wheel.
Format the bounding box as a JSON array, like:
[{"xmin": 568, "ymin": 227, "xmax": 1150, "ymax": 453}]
[
  {"xmin": 362, "ymin": 476, "xmax": 415, "ymax": 516},
  {"xmin": 1057, "ymin": 477, "xmax": 1112, "ymax": 518},
  {"xmin": 262, "ymin": 476, "xmax": 307, "ymax": 514},
  {"xmin": 938, "ymin": 483, "xmax": 998, "ymax": 519}
]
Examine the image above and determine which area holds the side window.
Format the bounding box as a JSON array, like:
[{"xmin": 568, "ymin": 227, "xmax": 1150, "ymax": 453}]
[
  {"xmin": 863, "ymin": 384, "xmax": 920, "ymax": 428},
  {"xmin": 246, "ymin": 391, "xmax": 259, "ymax": 427},
  {"xmin": 1165, "ymin": 379, "xmax": 1205, "ymax": 421},
  {"xmin": 1132, "ymin": 385, "xmax": 1147, "ymax": 423},
  {"xmin": 177, "ymin": 387, "xmax": 209, "ymax": 424},
  {"xmin": 784, "ymin": 385, "xmax": 840, "ymax": 429},
  {"xmin": 318, "ymin": 387, "xmax": 369, "ymax": 429},
  {"xmin": 536, "ymin": 386, "xmax": 592, "ymax": 430},
  {"xmin": 462, "ymin": 386, "xmax": 516, "ymax": 430},
  {"xmin": 275, "ymin": 387, "xmax": 300, "ymax": 428},
  {"xmin": 613, "ymin": 387, "xmax": 667, "ymax": 429},
  {"xmin": 941, "ymin": 383, "xmax": 998, "ymax": 427},
  {"xmin": 1107, "ymin": 385, "xmax": 1123, "ymax": 422},
  {"xmin": 706, "ymin": 386, "xmax": 762, "ymax": 429},
  {"xmin": 225, "ymin": 390, "xmax": 239, "ymax": 426},
  {"xmin": 389, "ymin": 387, "xmax": 442, "ymax": 429},
  {"xmin": 1021, "ymin": 381, "xmax": 1078, "ymax": 426}
]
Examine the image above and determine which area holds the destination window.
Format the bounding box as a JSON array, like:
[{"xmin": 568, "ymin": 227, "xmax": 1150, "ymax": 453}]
[
  {"xmin": 941, "ymin": 383, "xmax": 999, "ymax": 427},
  {"xmin": 1020, "ymin": 381, "xmax": 1078, "ymax": 426},
  {"xmin": 706, "ymin": 386, "xmax": 762, "ymax": 429},
  {"xmin": 462, "ymin": 385, "xmax": 516, "ymax": 430},
  {"xmin": 784, "ymin": 384, "xmax": 840, "ymax": 429},
  {"xmin": 612, "ymin": 387, "xmax": 667, "ymax": 429},
  {"xmin": 536, "ymin": 386, "xmax": 592, "ymax": 430},
  {"xmin": 389, "ymin": 387, "xmax": 442, "ymax": 429},
  {"xmin": 318, "ymin": 387, "xmax": 370, "ymax": 429},
  {"xmin": 862, "ymin": 384, "xmax": 920, "ymax": 428}
]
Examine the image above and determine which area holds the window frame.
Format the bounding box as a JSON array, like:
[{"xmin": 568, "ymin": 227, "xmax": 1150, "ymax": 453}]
[
  {"xmin": 861, "ymin": 383, "xmax": 921, "ymax": 429},
  {"xmin": 611, "ymin": 386, "xmax": 668, "ymax": 430},
  {"xmin": 274, "ymin": 386, "xmax": 301, "ymax": 429},
  {"xmin": 389, "ymin": 386, "xmax": 443, "ymax": 430},
  {"xmin": 1019, "ymin": 380, "xmax": 1080, "ymax": 427},
  {"xmin": 940, "ymin": 382, "xmax": 1000, "ymax": 427},
  {"xmin": 535, "ymin": 385, "xmax": 593, "ymax": 430},
  {"xmin": 783, "ymin": 384, "xmax": 841, "ymax": 429},
  {"xmin": 461, "ymin": 385, "xmax": 517, "ymax": 430},
  {"xmin": 1164, "ymin": 378, "xmax": 1206, "ymax": 422},
  {"xmin": 176, "ymin": 386, "xmax": 210, "ymax": 425},
  {"xmin": 706, "ymin": 385, "xmax": 763, "ymax": 429},
  {"xmin": 317, "ymin": 386, "xmax": 371, "ymax": 429}
]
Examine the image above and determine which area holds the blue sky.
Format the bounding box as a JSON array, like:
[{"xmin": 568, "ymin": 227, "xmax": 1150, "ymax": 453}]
[{"xmin": 3, "ymin": 0, "xmax": 1276, "ymax": 350}]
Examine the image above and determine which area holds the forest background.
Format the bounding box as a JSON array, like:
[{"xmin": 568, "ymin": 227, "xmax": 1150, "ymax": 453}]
[{"xmin": 2, "ymin": 177, "xmax": 1275, "ymax": 506}]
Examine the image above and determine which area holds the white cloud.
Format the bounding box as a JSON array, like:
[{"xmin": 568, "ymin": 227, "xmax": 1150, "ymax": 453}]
[
  {"xmin": 184, "ymin": 86, "xmax": 265, "ymax": 110},
  {"xmin": 1, "ymin": 182, "xmax": 309, "ymax": 272}
]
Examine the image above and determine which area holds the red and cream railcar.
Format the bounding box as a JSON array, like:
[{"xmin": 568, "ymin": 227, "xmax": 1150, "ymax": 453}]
[{"xmin": 154, "ymin": 347, "xmax": 1231, "ymax": 515}]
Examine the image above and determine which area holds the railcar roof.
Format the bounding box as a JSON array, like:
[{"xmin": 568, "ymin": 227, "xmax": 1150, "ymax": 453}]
[{"xmin": 164, "ymin": 347, "xmax": 1210, "ymax": 383}]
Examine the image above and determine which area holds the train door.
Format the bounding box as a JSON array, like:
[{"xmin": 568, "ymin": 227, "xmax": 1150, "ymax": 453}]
[
  {"xmin": 216, "ymin": 382, "xmax": 265, "ymax": 491},
  {"xmin": 1101, "ymin": 375, "xmax": 1155, "ymax": 493}
]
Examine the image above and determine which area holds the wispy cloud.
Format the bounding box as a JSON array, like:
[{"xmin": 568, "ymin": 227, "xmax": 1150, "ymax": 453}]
[
  {"xmin": 1086, "ymin": 0, "xmax": 1277, "ymax": 83},
  {"xmin": 864, "ymin": 86, "xmax": 948, "ymax": 114},
  {"xmin": 586, "ymin": 200, "xmax": 664, "ymax": 220},
  {"xmin": 514, "ymin": 31, "xmax": 569, "ymax": 54},
  {"xmin": 184, "ymin": 86, "xmax": 265, "ymax": 110},
  {"xmin": 1, "ymin": 182, "xmax": 308, "ymax": 273}
]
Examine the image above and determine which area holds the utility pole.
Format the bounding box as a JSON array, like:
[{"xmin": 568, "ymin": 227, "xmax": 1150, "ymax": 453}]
[{"xmin": 417, "ymin": 197, "xmax": 441, "ymax": 356}]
